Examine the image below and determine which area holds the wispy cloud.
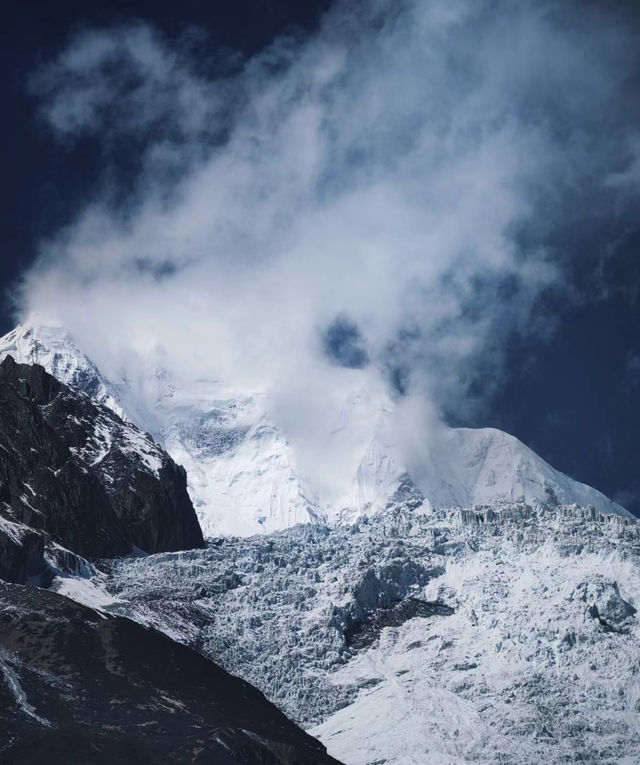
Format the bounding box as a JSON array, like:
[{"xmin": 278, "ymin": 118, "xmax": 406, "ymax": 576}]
[{"xmin": 19, "ymin": 0, "xmax": 640, "ymax": 439}]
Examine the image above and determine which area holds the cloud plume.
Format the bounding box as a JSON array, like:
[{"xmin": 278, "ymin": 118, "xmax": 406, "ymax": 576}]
[{"xmin": 19, "ymin": 0, "xmax": 640, "ymax": 443}]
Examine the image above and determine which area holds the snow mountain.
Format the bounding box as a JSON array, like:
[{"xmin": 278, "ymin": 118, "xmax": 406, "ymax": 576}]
[
  {"xmin": 0, "ymin": 323, "xmax": 126, "ymax": 418},
  {"xmin": 2, "ymin": 321, "xmax": 638, "ymax": 765},
  {"xmin": 0, "ymin": 357, "xmax": 339, "ymax": 764},
  {"xmin": 0, "ymin": 321, "xmax": 631, "ymax": 537}
]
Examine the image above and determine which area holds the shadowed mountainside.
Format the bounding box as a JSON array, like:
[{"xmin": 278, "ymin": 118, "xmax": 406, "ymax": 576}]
[
  {"xmin": 0, "ymin": 355, "xmax": 204, "ymax": 583},
  {"xmin": 0, "ymin": 582, "xmax": 342, "ymax": 764}
]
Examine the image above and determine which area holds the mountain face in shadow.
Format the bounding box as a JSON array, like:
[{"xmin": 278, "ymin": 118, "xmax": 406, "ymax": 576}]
[
  {"xmin": 0, "ymin": 355, "xmax": 204, "ymax": 583},
  {"xmin": 0, "ymin": 582, "xmax": 342, "ymax": 765}
]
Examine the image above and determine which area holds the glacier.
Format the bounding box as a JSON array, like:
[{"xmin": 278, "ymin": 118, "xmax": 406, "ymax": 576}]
[{"xmin": 98, "ymin": 503, "xmax": 640, "ymax": 764}]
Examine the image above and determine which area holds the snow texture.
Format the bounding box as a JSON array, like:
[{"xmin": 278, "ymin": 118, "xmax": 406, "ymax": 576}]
[{"xmin": 103, "ymin": 503, "xmax": 640, "ymax": 764}]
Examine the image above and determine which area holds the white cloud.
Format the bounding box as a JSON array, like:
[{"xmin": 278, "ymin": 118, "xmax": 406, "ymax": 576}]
[{"xmin": 19, "ymin": 0, "xmax": 640, "ymax": 441}]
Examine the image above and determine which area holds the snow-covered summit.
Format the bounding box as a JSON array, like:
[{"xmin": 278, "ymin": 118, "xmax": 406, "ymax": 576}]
[
  {"xmin": 0, "ymin": 322, "xmax": 126, "ymax": 419},
  {"xmin": 0, "ymin": 322, "xmax": 321, "ymax": 535},
  {"xmin": 0, "ymin": 321, "xmax": 631, "ymax": 534},
  {"xmin": 411, "ymin": 425, "xmax": 631, "ymax": 517}
]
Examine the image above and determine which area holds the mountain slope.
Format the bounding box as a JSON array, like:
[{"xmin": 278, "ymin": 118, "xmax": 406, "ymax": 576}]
[
  {"xmin": 148, "ymin": 382, "xmax": 321, "ymax": 536},
  {"xmin": 0, "ymin": 322, "xmax": 631, "ymax": 537},
  {"xmin": 411, "ymin": 425, "xmax": 630, "ymax": 516},
  {"xmin": 0, "ymin": 582, "xmax": 342, "ymax": 765},
  {"xmin": 0, "ymin": 323, "xmax": 125, "ymax": 418}
]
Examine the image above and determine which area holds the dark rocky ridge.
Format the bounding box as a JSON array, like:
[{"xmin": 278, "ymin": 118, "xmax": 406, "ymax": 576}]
[
  {"xmin": 0, "ymin": 355, "xmax": 203, "ymax": 582},
  {"xmin": 0, "ymin": 582, "xmax": 342, "ymax": 765}
]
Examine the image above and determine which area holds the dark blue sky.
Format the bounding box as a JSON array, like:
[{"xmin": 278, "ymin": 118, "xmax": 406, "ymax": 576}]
[
  {"xmin": 2, "ymin": 0, "xmax": 639, "ymax": 514},
  {"xmin": 0, "ymin": 0, "xmax": 330, "ymax": 321}
]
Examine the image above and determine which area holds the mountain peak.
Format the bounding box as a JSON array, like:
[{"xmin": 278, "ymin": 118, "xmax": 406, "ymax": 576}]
[
  {"xmin": 0, "ymin": 320, "xmax": 127, "ymax": 419},
  {"xmin": 0, "ymin": 322, "xmax": 631, "ymax": 534}
]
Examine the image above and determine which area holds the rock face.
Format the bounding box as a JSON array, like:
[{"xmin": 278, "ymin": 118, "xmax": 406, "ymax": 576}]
[
  {"xmin": 0, "ymin": 582, "xmax": 342, "ymax": 765},
  {"xmin": 0, "ymin": 519, "xmax": 48, "ymax": 585},
  {"xmin": 0, "ymin": 355, "xmax": 203, "ymax": 582}
]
